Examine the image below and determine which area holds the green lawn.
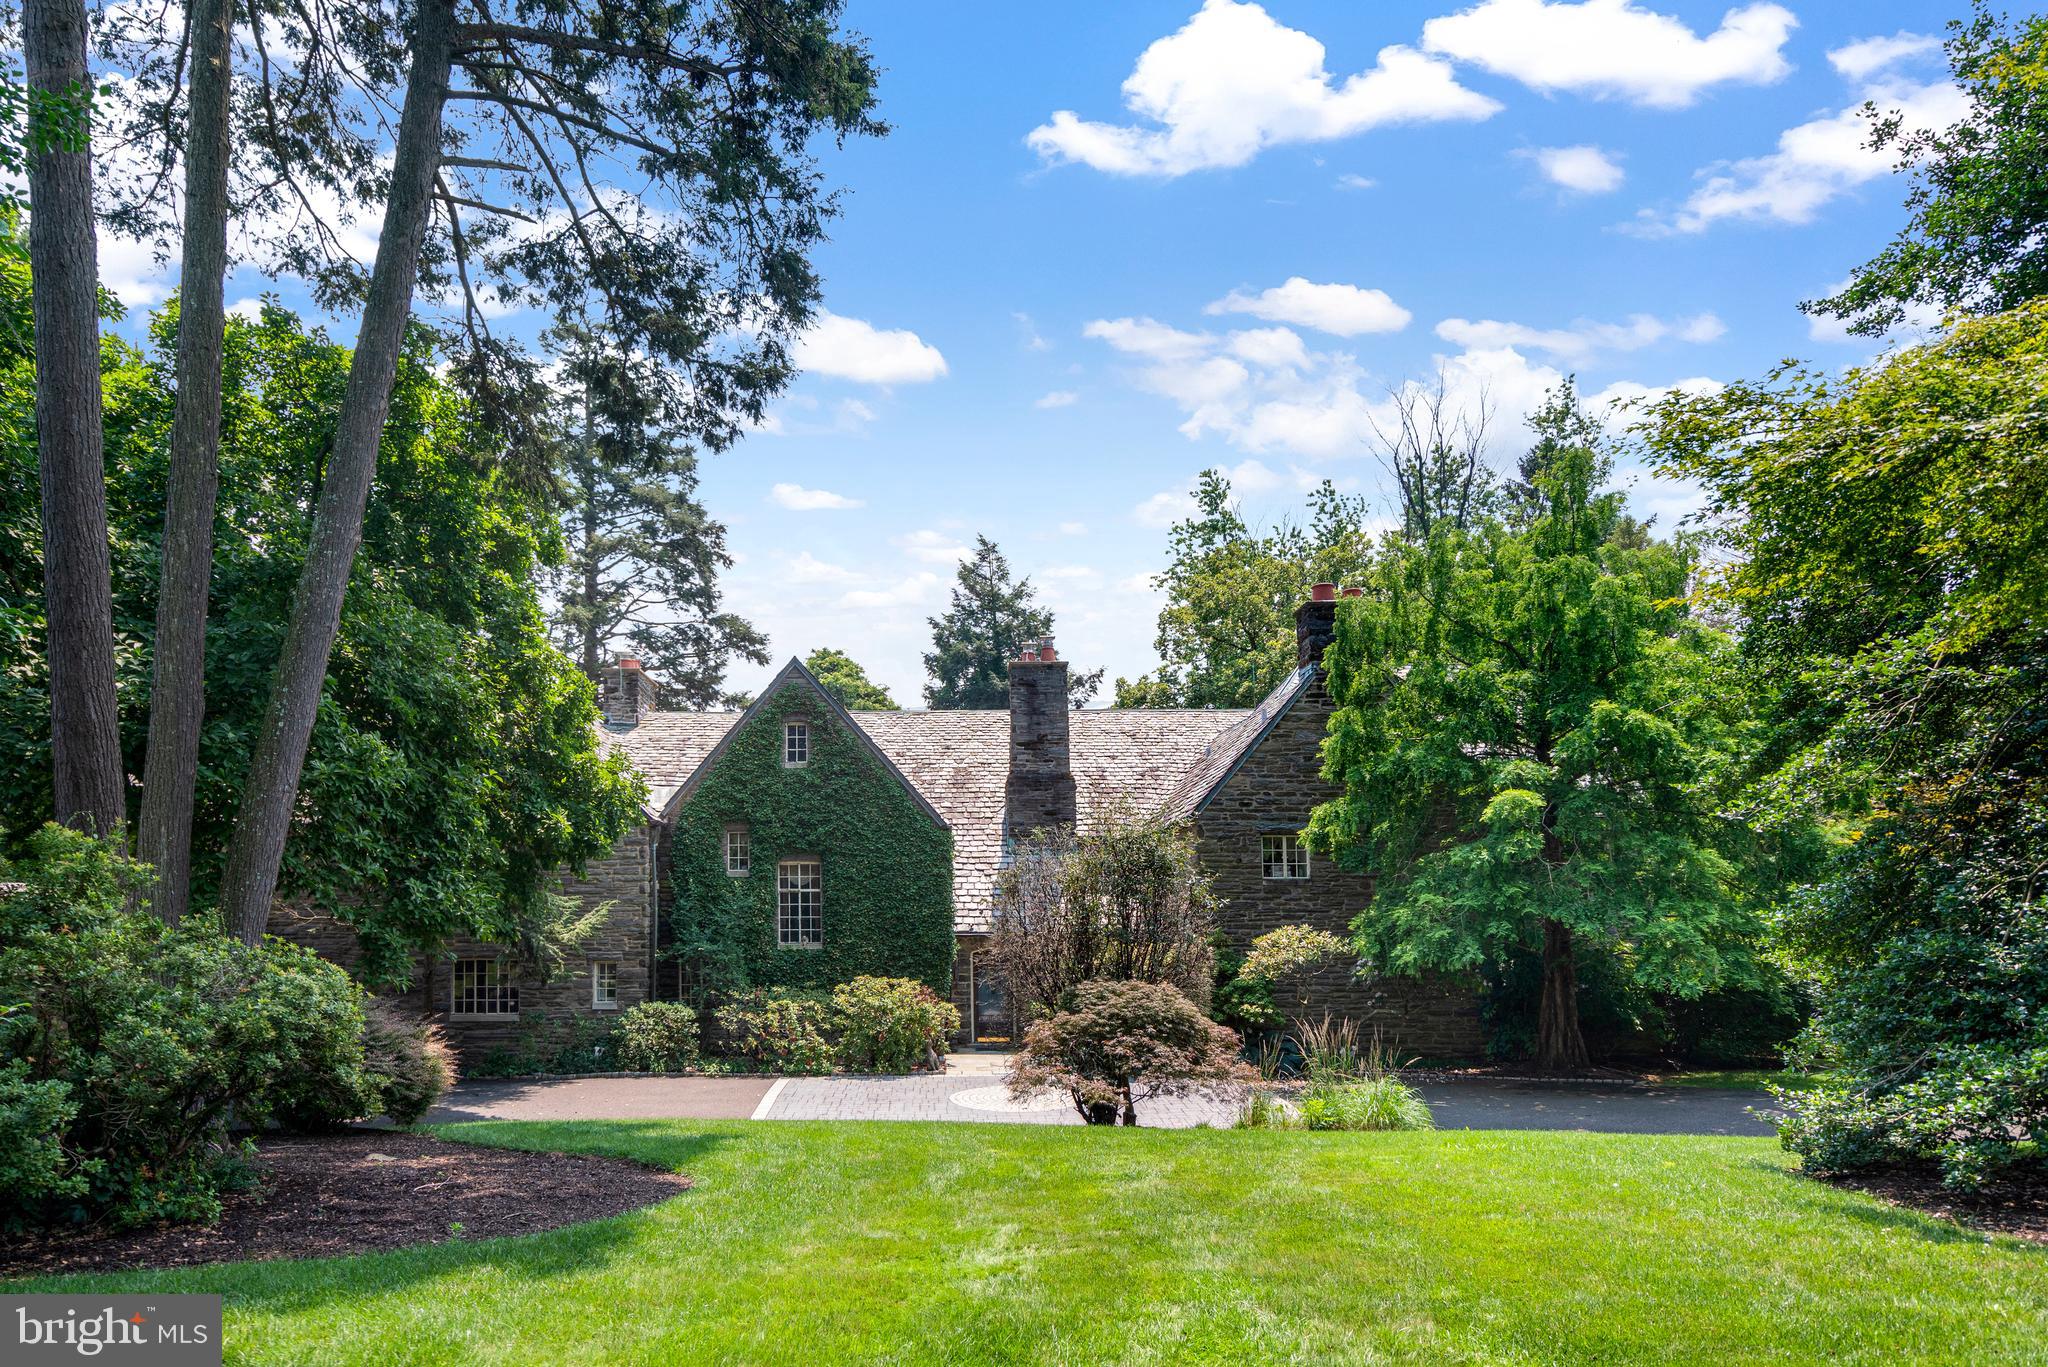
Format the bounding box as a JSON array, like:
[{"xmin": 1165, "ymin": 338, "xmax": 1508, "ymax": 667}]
[{"xmin": 14, "ymin": 1121, "xmax": 2042, "ymax": 1365}]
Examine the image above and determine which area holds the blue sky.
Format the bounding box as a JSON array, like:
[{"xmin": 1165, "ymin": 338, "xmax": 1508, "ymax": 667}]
[{"xmin": 100, "ymin": 0, "xmax": 1962, "ymax": 705}]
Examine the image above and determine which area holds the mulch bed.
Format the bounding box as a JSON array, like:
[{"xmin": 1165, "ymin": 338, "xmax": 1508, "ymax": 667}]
[
  {"xmin": 1822, "ymin": 1165, "xmax": 2048, "ymax": 1244},
  {"xmin": 1, "ymin": 1131, "xmax": 692, "ymax": 1277}
]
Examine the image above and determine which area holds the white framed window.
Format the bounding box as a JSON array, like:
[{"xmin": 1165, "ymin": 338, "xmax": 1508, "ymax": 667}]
[
  {"xmin": 783, "ymin": 719, "xmax": 810, "ymax": 767},
  {"xmin": 777, "ymin": 859, "xmax": 822, "ymax": 947},
  {"xmin": 452, "ymin": 957, "xmax": 518, "ymax": 1017},
  {"xmin": 590, "ymin": 960, "xmax": 619, "ymax": 1010},
  {"xmin": 1261, "ymin": 833, "xmax": 1310, "ymax": 880},
  {"xmin": 724, "ymin": 824, "xmax": 750, "ymax": 877}
]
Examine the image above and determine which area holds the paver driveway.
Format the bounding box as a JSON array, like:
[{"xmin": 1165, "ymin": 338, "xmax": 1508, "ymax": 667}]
[{"xmin": 427, "ymin": 1067, "xmax": 1778, "ymax": 1135}]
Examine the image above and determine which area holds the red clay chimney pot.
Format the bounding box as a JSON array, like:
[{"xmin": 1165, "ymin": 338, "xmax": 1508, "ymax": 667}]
[
  {"xmin": 1340, "ymin": 587, "xmax": 1364, "ymax": 598},
  {"xmin": 1310, "ymin": 582, "xmax": 1337, "ymax": 602}
]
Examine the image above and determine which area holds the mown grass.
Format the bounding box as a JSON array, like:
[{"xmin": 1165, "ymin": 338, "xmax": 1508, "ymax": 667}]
[{"xmin": 13, "ymin": 1120, "xmax": 2041, "ymax": 1364}]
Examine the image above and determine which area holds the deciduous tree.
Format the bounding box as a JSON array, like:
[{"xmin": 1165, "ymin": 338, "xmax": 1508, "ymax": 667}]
[{"xmin": 804, "ymin": 647, "xmax": 895, "ymax": 710}]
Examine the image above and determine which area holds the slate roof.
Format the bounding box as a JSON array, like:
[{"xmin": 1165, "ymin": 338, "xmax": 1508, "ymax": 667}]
[{"xmin": 599, "ymin": 668, "xmax": 1320, "ymax": 934}]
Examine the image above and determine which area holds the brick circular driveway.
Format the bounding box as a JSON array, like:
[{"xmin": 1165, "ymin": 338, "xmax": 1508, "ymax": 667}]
[{"xmin": 428, "ymin": 1071, "xmax": 1779, "ymax": 1135}]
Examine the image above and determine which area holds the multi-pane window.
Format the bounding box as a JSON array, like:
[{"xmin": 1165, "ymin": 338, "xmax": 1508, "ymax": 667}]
[
  {"xmin": 591, "ymin": 960, "xmax": 619, "ymax": 1010},
  {"xmin": 783, "ymin": 720, "xmax": 810, "ymax": 767},
  {"xmin": 777, "ymin": 859, "xmax": 823, "ymax": 947},
  {"xmin": 452, "ymin": 957, "xmax": 518, "ymax": 1016},
  {"xmin": 1261, "ymin": 833, "xmax": 1310, "ymax": 880},
  {"xmin": 724, "ymin": 824, "xmax": 750, "ymax": 876}
]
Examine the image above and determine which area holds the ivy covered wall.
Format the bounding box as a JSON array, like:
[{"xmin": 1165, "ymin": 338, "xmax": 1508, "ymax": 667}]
[{"xmin": 670, "ymin": 673, "xmax": 956, "ymax": 994}]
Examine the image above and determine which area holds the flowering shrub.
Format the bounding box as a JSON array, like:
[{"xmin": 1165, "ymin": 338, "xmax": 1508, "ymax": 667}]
[
  {"xmin": 1239, "ymin": 925, "xmax": 1352, "ymax": 994},
  {"xmin": 0, "ymin": 826, "xmax": 373, "ymax": 1231},
  {"xmin": 1010, "ymin": 979, "xmax": 1253, "ymax": 1125},
  {"xmin": 832, "ymin": 976, "xmax": 959, "ymax": 1073},
  {"xmin": 615, "ymin": 1002, "xmax": 703, "ymax": 1074},
  {"xmin": 714, "ymin": 989, "xmax": 835, "ymax": 1074}
]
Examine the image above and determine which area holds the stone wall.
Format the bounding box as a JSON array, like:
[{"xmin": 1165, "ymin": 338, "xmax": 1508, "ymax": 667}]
[
  {"xmin": 1194, "ymin": 677, "xmax": 1485, "ymax": 1061},
  {"xmin": 270, "ymin": 823, "xmax": 661, "ymax": 1061}
]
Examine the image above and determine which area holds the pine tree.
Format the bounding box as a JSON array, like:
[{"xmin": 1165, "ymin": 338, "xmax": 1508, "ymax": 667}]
[
  {"xmin": 924, "ymin": 537, "xmax": 1100, "ymax": 709},
  {"xmin": 552, "ymin": 321, "xmax": 766, "ymax": 709}
]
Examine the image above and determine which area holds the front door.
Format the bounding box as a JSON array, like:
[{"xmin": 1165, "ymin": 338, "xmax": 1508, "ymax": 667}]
[{"xmin": 971, "ymin": 953, "xmax": 1015, "ymax": 1046}]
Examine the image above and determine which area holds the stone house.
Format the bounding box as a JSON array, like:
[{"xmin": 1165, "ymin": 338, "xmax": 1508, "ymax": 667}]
[{"xmin": 294, "ymin": 586, "xmax": 1481, "ymax": 1059}]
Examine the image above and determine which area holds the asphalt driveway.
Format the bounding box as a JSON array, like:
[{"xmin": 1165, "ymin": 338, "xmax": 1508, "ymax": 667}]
[{"xmin": 426, "ymin": 1070, "xmax": 1778, "ymax": 1135}]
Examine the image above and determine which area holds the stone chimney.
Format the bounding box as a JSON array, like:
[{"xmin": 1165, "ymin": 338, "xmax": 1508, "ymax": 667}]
[
  {"xmin": 1295, "ymin": 582, "xmax": 1339, "ymax": 670},
  {"xmin": 600, "ymin": 655, "xmax": 657, "ymax": 727},
  {"xmin": 1005, "ymin": 636, "xmax": 1076, "ymax": 839}
]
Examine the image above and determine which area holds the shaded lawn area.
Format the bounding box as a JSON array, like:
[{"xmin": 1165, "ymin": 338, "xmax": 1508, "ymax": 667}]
[{"xmin": 12, "ymin": 1121, "xmax": 2043, "ymax": 1365}]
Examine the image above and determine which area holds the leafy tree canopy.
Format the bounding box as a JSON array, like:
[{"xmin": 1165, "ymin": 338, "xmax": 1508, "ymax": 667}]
[
  {"xmin": 804, "ymin": 647, "xmax": 896, "ymax": 710},
  {"xmin": 924, "ymin": 536, "xmax": 1101, "ymax": 709},
  {"xmin": 0, "ymin": 290, "xmax": 642, "ymax": 981},
  {"xmin": 1307, "ymin": 390, "xmax": 1777, "ymax": 1072},
  {"xmin": 1644, "ymin": 301, "xmax": 2048, "ymax": 1183},
  {"xmin": 1806, "ymin": 4, "xmax": 2048, "ymax": 336},
  {"xmin": 1115, "ymin": 471, "xmax": 1375, "ymax": 709}
]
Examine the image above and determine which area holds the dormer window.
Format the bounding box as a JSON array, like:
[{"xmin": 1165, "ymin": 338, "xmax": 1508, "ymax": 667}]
[{"xmin": 783, "ymin": 718, "xmax": 810, "ymax": 767}]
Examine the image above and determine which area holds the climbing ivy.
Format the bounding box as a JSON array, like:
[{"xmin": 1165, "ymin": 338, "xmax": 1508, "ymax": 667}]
[{"xmin": 670, "ymin": 677, "xmax": 955, "ymax": 996}]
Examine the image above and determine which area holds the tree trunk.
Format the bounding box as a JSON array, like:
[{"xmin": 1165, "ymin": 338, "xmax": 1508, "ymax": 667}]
[
  {"xmin": 218, "ymin": 0, "xmax": 457, "ymax": 943},
  {"xmin": 135, "ymin": 0, "xmax": 234, "ymax": 923},
  {"xmin": 26, "ymin": 0, "xmax": 126, "ymax": 839},
  {"xmin": 1534, "ymin": 918, "xmax": 1590, "ymax": 1074}
]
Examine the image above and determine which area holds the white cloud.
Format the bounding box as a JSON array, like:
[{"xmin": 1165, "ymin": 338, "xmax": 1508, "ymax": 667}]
[
  {"xmin": 1025, "ymin": 0, "xmax": 1498, "ymax": 178},
  {"xmin": 1013, "ymin": 311, "xmax": 1052, "ymax": 351},
  {"xmin": 839, "ymin": 573, "xmax": 943, "ymax": 610},
  {"xmin": 770, "ymin": 482, "xmax": 864, "ymax": 511},
  {"xmin": 1227, "ymin": 327, "xmax": 1311, "ymax": 370},
  {"xmin": 1116, "ymin": 571, "xmax": 1162, "ymax": 595},
  {"xmin": 1524, "ymin": 144, "xmax": 1625, "ymax": 194},
  {"xmin": 1645, "ymin": 77, "xmax": 1969, "ymax": 233},
  {"xmin": 1433, "ymin": 311, "xmax": 1723, "ymax": 363},
  {"xmin": 1083, "ymin": 316, "xmax": 1215, "ymax": 361},
  {"xmin": 782, "ymin": 551, "xmax": 859, "ymax": 583},
  {"xmin": 1035, "ymin": 389, "xmax": 1081, "ymax": 409},
  {"xmin": 1037, "ymin": 564, "xmax": 1101, "ymax": 581},
  {"xmin": 796, "ymin": 310, "xmax": 948, "ymax": 384},
  {"xmin": 1206, "ymin": 277, "xmax": 1411, "ymax": 336},
  {"xmin": 1421, "ymin": 0, "xmax": 1796, "ymax": 109},
  {"xmin": 1804, "ymin": 276, "xmax": 1944, "ymax": 345},
  {"xmin": 1335, "ymin": 173, "xmax": 1377, "ymax": 191},
  {"xmin": 892, "ymin": 529, "xmax": 972, "ymax": 564},
  {"xmin": 1829, "ymin": 32, "xmax": 1940, "ymax": 81},
  {"xmin": 97, "ymin": 233, "xmax": 172, "ymax": 309},
  {"xmin": 1134, "ymin": 489, "xmax": 1199, "ymax": 528},
  {"xmin": 227, "ymin": 297, "xmax": 269, "ymax": 322},
  {"xmin": 1057, "ymin": 521, "xmax": 1089, "ymax": 536}
]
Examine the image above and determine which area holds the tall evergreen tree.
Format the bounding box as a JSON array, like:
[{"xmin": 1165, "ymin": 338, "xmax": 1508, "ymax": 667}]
[
  {"xmin": 924, "ymin": 537, "xmax": 1100, "ymax": 709},
  {"xmin": 551, "ymin": 321, "xmax": 765, "ymax": 709},
  {"xmin": 1308, "ymin": 388, "xmax": 1766, "ymax": 1072}
]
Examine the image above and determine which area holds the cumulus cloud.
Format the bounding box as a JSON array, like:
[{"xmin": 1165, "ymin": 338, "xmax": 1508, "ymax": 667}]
[
  {"xmin": 1134, "ymin": 489, "xmax": 1200, "ymax": 528},
  {"xmin": 1205, "ymin": 277, "xmax": 1411, "ymax": 336},
  {"xmin": 796, "ymin": 310, "xmax": 948, "ymax": 384},
  {"xmin": 1227, "ymin": 327, "xmax": 1311, "ymax": 370},
  {"xmin": 1642, "ymin": 77, "xmax": 1969, "ymax": 233},
  {"xmin": 1433, "ymin": 311, "xmax": 1724, "ymax": 363},
  {"xmin": 1058, "ymin": 521, "xmax": 1089, "ymax": 536},
  {"xmin": 1828, "ymin": 31, "xmax": 1940, "ymax": 81},
  {"xmin": 893, "ymin": 529, "xmax": 972, "ymax": 564},
  {"xmin": 839, "ymin": 573, "xmax": 944, "ymax": 610},
  {"xmin": 770, "ymin": 482, "xmax": 864, "ymax": 511},
  {"xmin": 1421, "ymin": 0, "xmax": 1796, "ymax": 108},
  {"xmin": 1335, "ymin": 173, "xmax": 1377, "ymax": 191},
  {"xmin": 1035, "ymin": 389, "xmax": 1081, "ymax": 409},
  {"xmin": 782, "ymin": 551, "xmax": 859, "ymax": 583},
  {"xmin": 1524, "ymin": 144, "xmax": 1625, "ymax": 193},
  {"xmin": 1026, "ymin": 0, "xmax": 1498, "ymax": 177}
]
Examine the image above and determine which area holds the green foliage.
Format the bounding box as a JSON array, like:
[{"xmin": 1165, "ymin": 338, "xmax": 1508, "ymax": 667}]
[
  {"xmin": 548, "ymin": 317, "xmax": 766, "ymax": 707},
  {"xmin": 0, "ymin": 295, "xmax": 643, "ymax": 979},
  {"xmin": 0, "ymin": 827, "xmax": 372, "ymax": 1231},
  {"xmin": 988, "ymin": 816, "xmax": 1218, "ymax": 1022},
  {"xmin": 714, "ymin": 989, "xmax": 835, "ymax": 1074},
  {"xmin": 1807, "ymin": 5, "xmax": 2048, "ymax": 336},
  {"xmin": 470, "ymin": 1011, "xmax": 622, "ymax": 1078},
  {"xmin": 1116, "ymin": 471, "xmax": 1374, "ymax": 708},
  {"xmin": 1239, "ymin": 925, "xmax": 1354, "ymax": 993},
  {"xmin": 831, "ymin": 975, "xmax": 959, "ymax": 1073},
  {"xmin": 1010, "ymin": 979, "xmax": 1252, "ymax": 1125},
  {"xmin": 924, "ymin": 536, "xmax": 1101, "ymax": 708},
  {"xmin": 1647, "ymin": 301, "xmax": 2048, "ymax": 1186},
  {"xmin": 670, "ymin": 678, "xmax": 955, "ymax": 995},
  {"xmin": 1309, "ymin": 391, "xmax": 1788, "ymax": 1067},
  {"xmin": 614, "ymin": 1002, "xmax": 703, "ymax": 1075},
  {"xmin": 1294, "ymin": 1077, "xmax": 1436, "ymax": 1132},
  {"xmin": 1208, "ymin": 937, "xmax": 1281, "ymax": 1033},
  {"xmin": 804, "ymin": 648, "xmax": 898, "ymax": 710}
]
